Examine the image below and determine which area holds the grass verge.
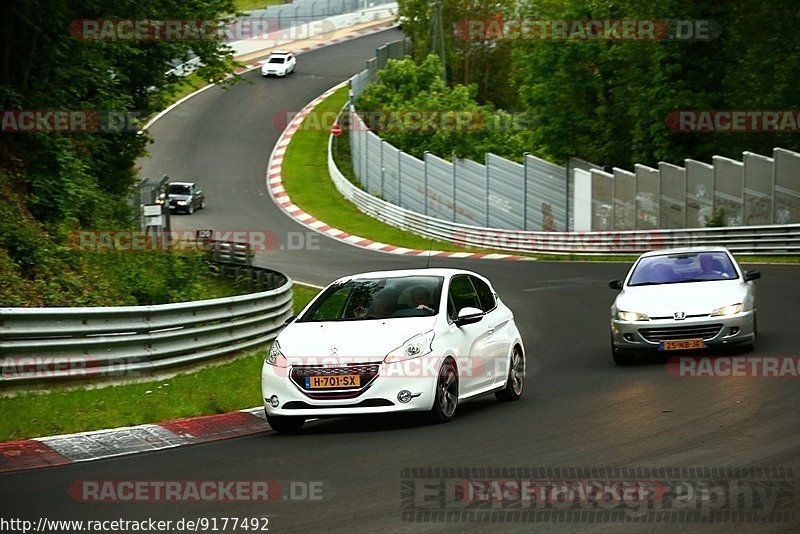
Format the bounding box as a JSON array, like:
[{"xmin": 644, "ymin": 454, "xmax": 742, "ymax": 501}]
[
  {"xmin": 280, "ymin": 87, "xmax": 800, "ymax": 264},
  {"xmin": 0, "ymin": 284, "xmax": 320, "ymax": 442},
  {"xmin": 234, "ymin": 0, "xmax": 285, "ymax": 12}
]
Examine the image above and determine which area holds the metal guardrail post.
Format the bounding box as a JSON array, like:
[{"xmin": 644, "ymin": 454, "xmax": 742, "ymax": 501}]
[
  {"xmin": 523, "ymin": 152, "xmax": 529, "ymax": 230},
  {"xmin": 380, "ymin": 139, "xmax": 385, "ymax": 197},
  {"xmin": 485, "ymin": 153, "xmax": 490, "ymax": 227},
  {"xmin": 423, "ymin": 150, "xmax": 430, "ymax": 216},
  {"xmin": 452, "ymin": 155, "xmax": 457, "ymax": 222}
]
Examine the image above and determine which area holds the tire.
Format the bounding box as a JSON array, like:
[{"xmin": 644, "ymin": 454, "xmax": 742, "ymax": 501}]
[
  {"xmin": 266, "ymin": 413, "xmax": 305, "ymax": 434},
  {"xmin": 429, "ymin": 359, "xmax": 458, "ymax": 423},
  {"xmin": 612, "ymin": 335, "xmax": 636, "ymax": 365},
  {"xmin": 187, "ymin": 203, "xmax": 194, "ymax": 215},
  {"xmin": 200, "ymin": 200, "xmax": 205, "ymax": 209},
  {"xmin": 496, "ymin": 346, "xmax": 524, "ymax": 402}
]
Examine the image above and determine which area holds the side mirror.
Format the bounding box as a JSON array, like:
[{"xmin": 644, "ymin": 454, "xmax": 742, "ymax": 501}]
[
  {"xmin": 744, "ymin": 270, "xmax": 761, "ymax": 282},
  {"xmin": 609, "ymin": 279, "xmax": 623, "ymax": 290},
  {"xmin": 284, "ymin": 315, "xmax": 297, "ymax": 325},
  {"xmin": 455, "ymin": 307, "xmax": 483, "ymax": 327}
]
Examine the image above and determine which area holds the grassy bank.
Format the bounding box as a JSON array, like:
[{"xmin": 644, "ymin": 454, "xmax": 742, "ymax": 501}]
[{"xmin": 0, "ymin": 284, "xmax": 319, "ymax": 442}]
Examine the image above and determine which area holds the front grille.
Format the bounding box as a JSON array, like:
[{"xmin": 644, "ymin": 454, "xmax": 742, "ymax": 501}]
[
  {"xmin": 290, "ymin": 363, "xmax": 380, "ymax": 399},
  {"xmin": 639, "ymin": 324, "xmax": 723, "ymax": 342},
  {"xmin": 283, "ymin": 399, "xmax": 394, "ymax": 410}
]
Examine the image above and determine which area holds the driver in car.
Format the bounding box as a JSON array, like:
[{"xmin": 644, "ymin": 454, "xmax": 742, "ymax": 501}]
[{"xmin": 410, "ymin": 286, "xmax": 435, "ymax": 313}]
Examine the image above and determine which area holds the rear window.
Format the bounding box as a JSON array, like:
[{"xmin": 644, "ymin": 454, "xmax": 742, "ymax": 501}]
[
  {"xmin": 167, "ymin": 184, "xmax": 191, "ymax": 195},
  {"xmin": 268, "ymin": 56, "xmax": 286, "ymax": 63}
]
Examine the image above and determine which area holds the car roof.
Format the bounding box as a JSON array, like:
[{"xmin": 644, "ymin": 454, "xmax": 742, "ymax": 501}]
[
  {"xmin": 169, "ymin": 181, "xmax": 194, "ymax": 186},
  {"xmin": 638, "ymin": 246, "xmax": 731, "ymax": 258},
  {"xmin": 269, "ymin": 50, "xmax": 293, "ymax": 56},
  {"xmin": 332, "ymin": 268, "xmax": 487, "ymax": 282}
]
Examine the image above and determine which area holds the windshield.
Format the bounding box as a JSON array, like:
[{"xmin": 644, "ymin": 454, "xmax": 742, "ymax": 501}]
[
  {"xmin": 167, "ymin": 184, "xmax": 191, "ymax": 195},
  {"xmin": 628, "ymin": 252, "xmax": 739, "ymax": 286},
  {"xmin": 268, "ymin": 57, "xmax": 286, "ymax": 64},
  {"xmin": 298, "ymin": 275, "xmax": 444, "ymax": 322}
]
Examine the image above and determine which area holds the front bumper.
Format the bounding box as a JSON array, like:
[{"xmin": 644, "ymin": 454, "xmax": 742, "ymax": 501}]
[
  {"xmin": 611, "ymin": 310, "xmax": 755, "ymax": 352},
  {"xmin": 261, "ymin": 359, "xmax": 442, "ymax": 417}
]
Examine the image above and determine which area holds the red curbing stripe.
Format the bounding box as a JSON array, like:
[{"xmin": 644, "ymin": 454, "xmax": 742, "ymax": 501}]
[
  {"xmin": 159, "ymin": 411, "xmax": 266, "ymax": 443},
  {"xmin": 0, "ymin": 440, "xmax": 71, "ymax": 473}
]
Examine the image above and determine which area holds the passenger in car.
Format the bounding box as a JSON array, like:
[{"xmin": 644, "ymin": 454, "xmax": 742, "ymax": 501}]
[{"xmin": 369, "ymin": 287, "xmax": 399, "ymax": 317}]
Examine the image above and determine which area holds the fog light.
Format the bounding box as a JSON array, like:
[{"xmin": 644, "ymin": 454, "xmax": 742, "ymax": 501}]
[
  {"xmin": 729, "ymin": 327, "xmax": 740, "ymax": 336},
  {"xmin": 623, "ymin": 334, "xmax": 634, "ymax": 342},
  {"xmin": 397, "ymin": 390, "xmax": 412, "ymax": 404},
  {"xmin": 269, "ymin": 395, "xmax": 279, "ymax": 408}
]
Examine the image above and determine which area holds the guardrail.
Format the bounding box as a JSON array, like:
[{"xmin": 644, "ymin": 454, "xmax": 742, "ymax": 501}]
[
  {"xmin": 0, "ymin": 252, "xmax": 293, "ymax": 385},
  {"xmin": 330, "ymin": 121, "xmax": 800, "ymax": 255}
]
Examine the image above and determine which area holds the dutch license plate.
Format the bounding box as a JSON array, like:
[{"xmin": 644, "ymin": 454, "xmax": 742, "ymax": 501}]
[
  {"xmin": 305, "ymin": 375, "xmax": 360, "ymax": 389},
  {"xmin": 660, "ymin": 339, "xmax": 706, "ymax": 351}
]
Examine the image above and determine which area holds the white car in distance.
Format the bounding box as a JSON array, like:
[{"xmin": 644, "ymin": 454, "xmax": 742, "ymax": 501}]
[
  {"xmin": 261, "ymin": 269, "xmax": 526, "ymax": 433},
  {"xmin": 261, "ymin": 50, "xmax": 295, "ymax": 77},
  {"xmin": 609, "ymin": 247, "xmax": 760, "ymax": 365}
]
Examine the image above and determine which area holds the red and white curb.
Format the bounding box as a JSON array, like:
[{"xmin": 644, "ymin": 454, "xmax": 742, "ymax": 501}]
[
  {"xmin": 265, "ymin": 88, "xmax": 534, "ymax": 262},
  {"xmin": 0, "ymin": 408, "xmax": 267, "ymax": 473}
]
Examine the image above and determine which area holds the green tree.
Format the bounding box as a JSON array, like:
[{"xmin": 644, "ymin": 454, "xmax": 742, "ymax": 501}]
[{"xmin": 356, "ymin": 55, "xmax": 532, "ymax": 161}]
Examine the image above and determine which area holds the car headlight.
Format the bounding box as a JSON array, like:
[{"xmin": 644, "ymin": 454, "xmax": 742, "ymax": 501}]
[
  {"xmin": 384, "ymin": 331, "xmax": 434, "ymax": 363},
  {"xmin": 177, "ymin": 200, "xmax": 187, "ymax": 205},
  {"xmin": 616, "ymin": 310, "xmax": 649, "ymax": 322},
  {"xmin": 265, "ymin": 340, "xmax": 288, "ymax": 367},
  {"xmin": 710, "ymin": 303, "xmax": 743, "ymax": 317},
  {"xmin": 155, "ymin": 199, "xmax": 164, "ymax": 204}
]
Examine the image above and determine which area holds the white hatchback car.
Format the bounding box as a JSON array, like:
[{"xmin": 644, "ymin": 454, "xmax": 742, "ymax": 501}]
[
  {"xmin": 262, "ymin": 269, "xmax": 525, "ymax": 433},
  {"xmin": 260, "ymin": 50, "xmax": 295, "ymax": 77},
  {"xmin": 609, "ymin": 247, "xmax": 760, "ymax": 365}
]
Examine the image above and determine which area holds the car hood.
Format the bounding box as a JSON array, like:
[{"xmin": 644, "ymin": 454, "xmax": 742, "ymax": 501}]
[
  {"xmin": 277, "ymin": 317, "xmax": 438, "ymax": 361},
  {"xmin": 615, "ymin": 280, "xmax": 748, "ymax": 317}
]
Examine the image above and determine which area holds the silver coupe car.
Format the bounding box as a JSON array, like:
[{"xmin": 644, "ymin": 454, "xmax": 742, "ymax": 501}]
[{"xmin": 609, "ymin": 247, "xmax": 760, "ymax": 365}]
